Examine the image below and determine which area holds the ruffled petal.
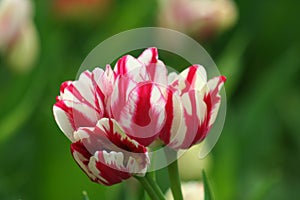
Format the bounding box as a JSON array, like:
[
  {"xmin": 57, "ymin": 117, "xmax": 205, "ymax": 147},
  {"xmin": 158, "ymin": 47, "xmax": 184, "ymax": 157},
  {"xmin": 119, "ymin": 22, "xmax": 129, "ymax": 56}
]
[{"xmin": 71, "ymin": 118, "xmax": 149, "ymax": 185}]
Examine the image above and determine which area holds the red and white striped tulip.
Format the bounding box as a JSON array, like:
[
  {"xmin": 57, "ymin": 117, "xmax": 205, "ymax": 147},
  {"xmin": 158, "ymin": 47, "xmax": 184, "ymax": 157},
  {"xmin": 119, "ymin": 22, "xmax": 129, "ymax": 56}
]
[
  {"xmin": 160, "ymin": 65, "xmax": 226, "ymax": 149},
  {"xmin": 53, "ymin": 67, "xmax": 113, "ymax": 142},
  {"xmin": 53, "ymin": 47, "xmax": 226, "ymax": 184},
  {"xmin": 53, "ymin": 48, "xmax": 168, "ymax": 184}
]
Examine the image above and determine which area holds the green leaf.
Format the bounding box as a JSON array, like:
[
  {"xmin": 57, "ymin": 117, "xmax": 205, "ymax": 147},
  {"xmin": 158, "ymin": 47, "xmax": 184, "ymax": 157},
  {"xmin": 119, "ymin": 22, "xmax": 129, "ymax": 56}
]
[{"xmin": 202, "ymin": 170, "xmax": 213, "ymax": 200}]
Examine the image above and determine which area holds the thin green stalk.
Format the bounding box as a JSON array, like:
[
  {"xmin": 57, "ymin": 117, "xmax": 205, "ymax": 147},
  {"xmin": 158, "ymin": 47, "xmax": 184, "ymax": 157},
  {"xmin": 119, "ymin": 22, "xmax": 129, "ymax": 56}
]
[
  {"xmin": 145, "ymin": 173, "xmax": 166, "ymax": 200},
  {"xmin": 135, "ymin": 176, "xmax": 160, "ymax": 200},
  {"xmin": 167, "ymin": 160, "xmax": 183, "ymax": 200}
]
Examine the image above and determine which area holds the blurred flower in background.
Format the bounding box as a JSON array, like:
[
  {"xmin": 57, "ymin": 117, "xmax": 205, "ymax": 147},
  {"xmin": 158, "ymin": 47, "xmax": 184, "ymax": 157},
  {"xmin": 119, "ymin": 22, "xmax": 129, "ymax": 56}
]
[
  {"xmin": 0, "ymin": 0, "xmax": 39, "ymax": 73},
  {"xmin": 157, "ymin": 0, "xmax": 238, "ymax": 40},
  {"xmin": 165, "ymin": 181, "xmax": 204, "ymax": 200},
  {"xmin": 53, "ymin": 0, "xmax": 112, "ymax": 22},
  {"xmin": 178, "ymin": 143, "xmax": 212, "ymax": 181}
]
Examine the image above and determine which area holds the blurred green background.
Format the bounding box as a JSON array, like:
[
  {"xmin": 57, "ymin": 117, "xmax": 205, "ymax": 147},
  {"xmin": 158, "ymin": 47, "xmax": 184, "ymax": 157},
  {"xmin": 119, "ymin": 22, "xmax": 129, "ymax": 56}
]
[{"xmin": 0, "ymin": 0, "xmax": 300, "ymax": 199}]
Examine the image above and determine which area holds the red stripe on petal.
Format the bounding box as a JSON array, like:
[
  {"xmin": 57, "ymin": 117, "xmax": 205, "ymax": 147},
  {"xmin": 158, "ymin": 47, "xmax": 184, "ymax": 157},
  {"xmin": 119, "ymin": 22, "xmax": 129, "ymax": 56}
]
[
  {"xmin": 60, "ymin": 81, "xmax": 72, "ymax": 94},
  {"xmin": 150, "ymin": 47, "xmax": 158, "ymax": 63},
  {"xmin": 180, "ymin": 91, "xmax": 199, "ymax": 148},
  {"xmin": 95, "ymin": 152, "xmax": 131, "ymax": 185},
  {"xmin": 132, "ymin": 84, "xmax": 153, "ymax": 127},
  {"xmin": 116, "ymin": 56, "xmax": 127, "ymax": 75},
  {"xmin": 71, "ymin": 141, "xmax": 92, "ymax": 161},
  {"xmin": 192, "ymin": 76, "xmax": 226, "ymax": 145},
  {"xmin": 100, "ymin": 119, "xmax": 148, "ymax": 154},
  {"xmin": 72, "ymin": 119, "xmax": 149, "ymax": 184},
  {"xmin": 159, "ymin": 89, "xmax": 174, "ymax": 144},
  {"xmin": 117, "ymin": 83, "xmax": 167, "ymax": 146},
  {"xmin": 186, "ymin": 65, "xmax": 197, "ymax": 86},
  {"xmin": 54, "ymin": 100, "xmax": 100, "ymax": 132}
]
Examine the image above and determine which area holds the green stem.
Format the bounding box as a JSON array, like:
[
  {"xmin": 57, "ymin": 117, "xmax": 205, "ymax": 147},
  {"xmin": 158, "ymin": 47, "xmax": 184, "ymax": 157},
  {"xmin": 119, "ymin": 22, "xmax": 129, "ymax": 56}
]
[
  {"xmin": 145, "ymin": 173, "xmax": 166, "ymax": 200},
  {"xmin": 167, "ymin": 160, "xmax": 183, "ymax": 200},
  {"xmin": 135, "ymin": 176, "xmax": 160, "ymax": 200}
]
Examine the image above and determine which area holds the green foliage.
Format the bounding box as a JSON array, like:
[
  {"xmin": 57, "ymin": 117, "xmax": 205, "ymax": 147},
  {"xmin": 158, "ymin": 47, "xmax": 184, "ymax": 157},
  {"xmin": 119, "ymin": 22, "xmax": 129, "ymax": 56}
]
[
  {"xmin": 0, "ymin": 0, "xmax": 300, "ymax": 199},
  {"xmin": 202, "ymin": 170, "xmax": 213, "ymax": 200}
]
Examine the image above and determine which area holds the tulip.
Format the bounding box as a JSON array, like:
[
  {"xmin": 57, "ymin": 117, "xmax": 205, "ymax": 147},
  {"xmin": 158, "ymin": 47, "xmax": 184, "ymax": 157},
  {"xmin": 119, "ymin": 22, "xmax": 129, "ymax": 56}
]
[
  {"xmin": 53, "ymin": 48, "xmax": 168, "ymax": 184},
  {"xmin": 160, "ymin": 64, "xmax": 226, "ymax": 149},
  {"xmin": 53, "ymin": 49, "xmax": 168, "ymax": 146},
  {"xmin": 158, "ymin": 0, "xmax": 238, "ymax": 40},
  {"xmin": 54, "ymin": 66, "xmax": 152, "ymax": 184},
  {"xmin": 53, "ymin": 48, "xmax": 225, "ymax": 185},
  {"xmin": 54, "ymin": 47, "xmax": 225, "ymax": 149}
]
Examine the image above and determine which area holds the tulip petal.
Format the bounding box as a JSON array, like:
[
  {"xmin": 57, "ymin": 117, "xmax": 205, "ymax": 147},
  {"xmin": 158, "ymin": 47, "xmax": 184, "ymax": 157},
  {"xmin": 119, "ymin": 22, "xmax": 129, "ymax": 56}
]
[
  {"xmin": 205, "ymin": 75, "xmax": 226, "ymax": 127},
  {"xmin": 54, "ymin": 100, "xmax": 101, "ymax": 142},
  {"xmin": 138, "ymin": 47, "xmax": 168, "ymax": 85},
  {"xmin": 71, "ymin": 140, "xmax": 109, "ymax": 185},
  {"xmin": 53, "ymin": 105, "xmax": 75, "ymax": 141},
  {"xmin": 138, "ymin": 47, "xmax": 159, "ymax": 66},
  {"xmin": 159, "ymin": 88, "xmax": 183, "ymax": 145},
  {"xmin": 169, "ymin": 89, "xmax": 208, "ymax": 149},
  {"xmin": 91, "ymin": 66, "xmax": 116, "ymax": 117},
  {"xmin": 114, "ymin": 55, "xmax": 146, "ymax": 78},
  {"xmin": 170, "ymin": 64, "xmax": 207, "ymax": 94},
  {"xmin": 71, "ymin": 118, "xmax": 149, "ymax": 185},
  {"xmin": 168, "ymin": 72, "xmax": 178, "ymax": 84},
  {"xmin": 53, "ymin": 69, "xmax": 107, "ymax": 141},
  {"xmin": 110, "ymin": 76, "xmax": 138, "ymax": 119},
  {"xmin": 116, "ymin": 83, "xmax": 167, "ymax": 146}
]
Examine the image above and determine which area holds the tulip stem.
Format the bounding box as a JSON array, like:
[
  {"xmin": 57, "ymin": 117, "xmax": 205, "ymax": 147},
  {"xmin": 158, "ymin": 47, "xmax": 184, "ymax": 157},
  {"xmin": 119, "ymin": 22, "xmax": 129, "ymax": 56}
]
[
  {"xmin": 167, "ymin": 159, "xmax": 184, "ymax": 200},
  {"xmin": 136, "ymin": 175, "xmax": 165, "ymax": 200},
  {"xmin": 145, "ymin": 173, "xmax": 166, "ymax": 200}
]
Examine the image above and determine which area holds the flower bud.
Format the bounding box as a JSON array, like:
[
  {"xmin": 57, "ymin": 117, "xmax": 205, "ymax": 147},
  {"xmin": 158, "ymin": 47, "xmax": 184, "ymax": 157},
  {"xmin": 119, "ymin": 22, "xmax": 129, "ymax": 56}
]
[
  {"xmin": 0, "ymin": 0, "xmax": 32, "ymax": 51},
  {"xmin": 0, "ymin": 0, "xmax": 39, "ymax": 73},
  {"xmin": 6, "ymin": 21, "xmax": 39, "ymax": 73}
]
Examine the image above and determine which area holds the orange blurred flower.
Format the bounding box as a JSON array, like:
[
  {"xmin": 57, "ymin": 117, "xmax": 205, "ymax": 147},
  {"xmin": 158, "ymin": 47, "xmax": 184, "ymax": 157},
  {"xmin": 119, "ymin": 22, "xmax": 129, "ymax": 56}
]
[{"xmin": 53, "ymin": 0, "xmax": 112, "ymax": 22}]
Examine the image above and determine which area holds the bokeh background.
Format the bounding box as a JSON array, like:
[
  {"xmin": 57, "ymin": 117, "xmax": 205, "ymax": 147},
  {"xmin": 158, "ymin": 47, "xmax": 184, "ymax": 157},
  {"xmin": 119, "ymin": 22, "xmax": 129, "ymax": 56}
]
[{"xmin": 0, "ymin": 0, "xmax": 299, "ymax": 199}]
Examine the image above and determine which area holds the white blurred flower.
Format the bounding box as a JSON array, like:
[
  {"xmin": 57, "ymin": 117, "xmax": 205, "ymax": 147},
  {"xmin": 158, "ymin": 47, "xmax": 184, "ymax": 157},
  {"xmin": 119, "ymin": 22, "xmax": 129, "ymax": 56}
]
[
  {"xmin": 0, "ymin": 0, "xmax": 39, "ymax": 73},
  {"xmin": 158, "ymin": 0, "xmax": 238, "ymax": 40},
  {"xmin": 165, "ymin": 181, "xmax": 204, "ymax": 200},
  {"xmin": 178, "ymin": 143, "xmax": 212, "ymax": 181}
]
